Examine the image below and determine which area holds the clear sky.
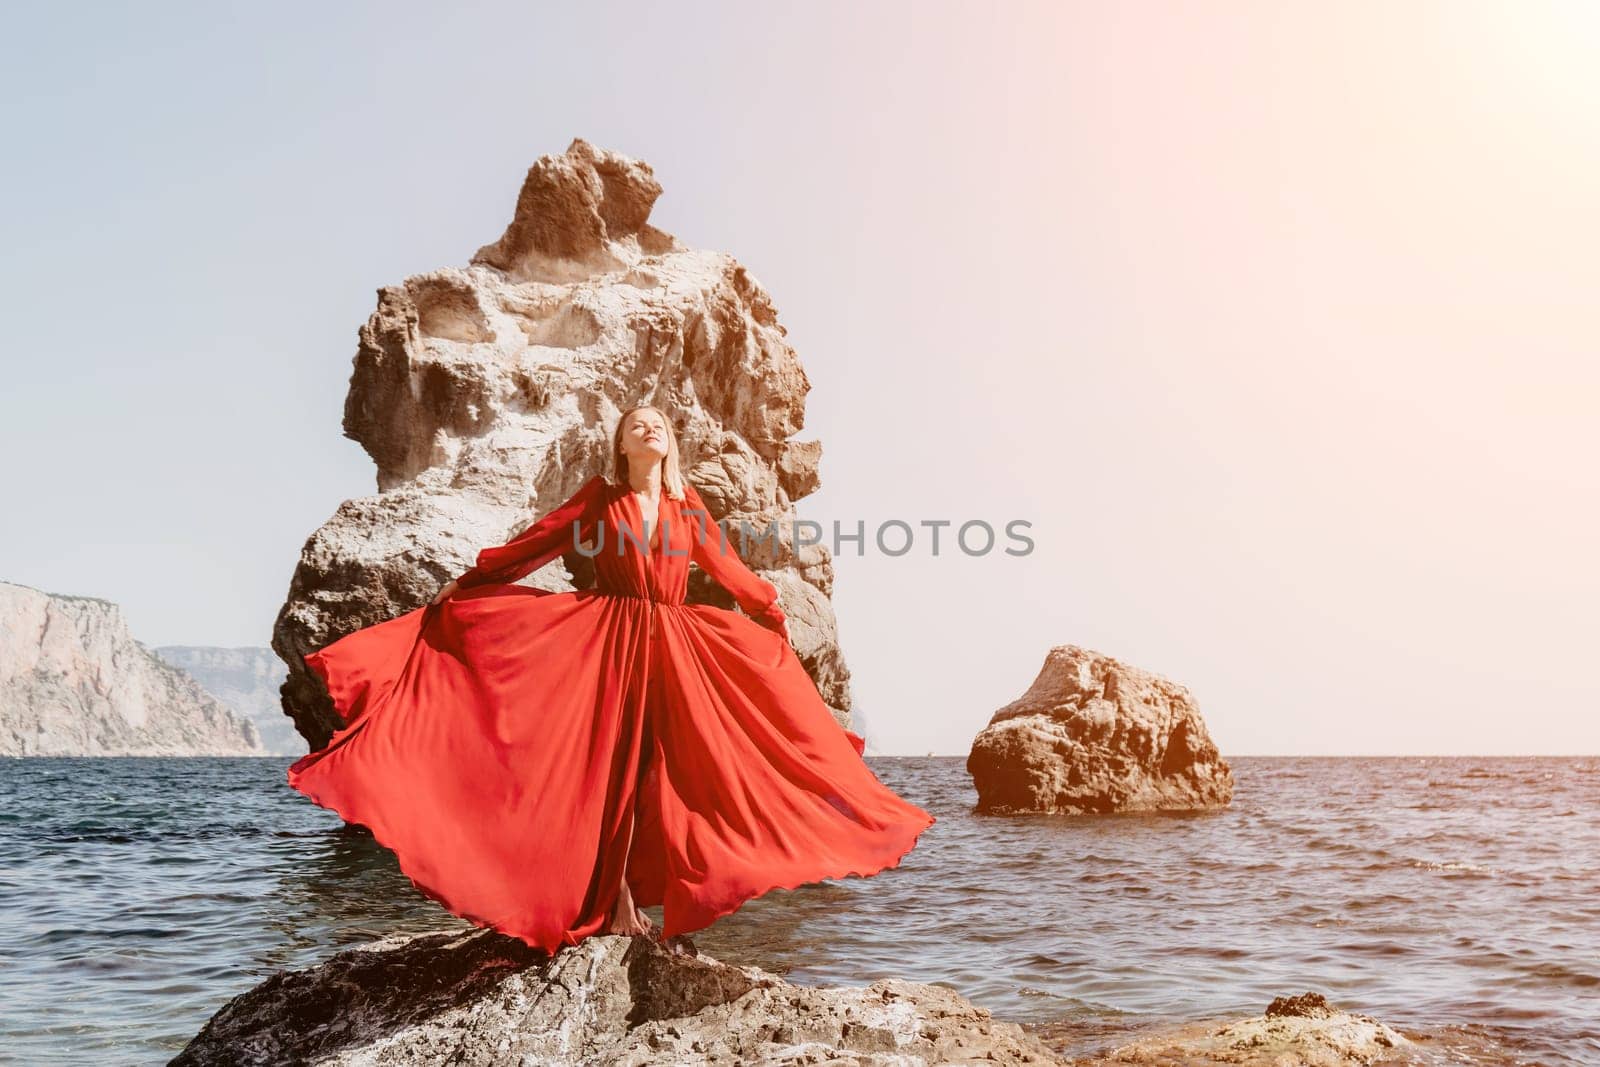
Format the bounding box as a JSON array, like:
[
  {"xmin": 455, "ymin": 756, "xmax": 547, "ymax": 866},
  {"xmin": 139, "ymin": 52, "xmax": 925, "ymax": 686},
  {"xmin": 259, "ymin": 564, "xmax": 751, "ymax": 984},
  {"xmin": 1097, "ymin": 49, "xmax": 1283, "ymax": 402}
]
[{"xmin": 2, "ymin": 2, "xmax": 1595, "ymax": 755}]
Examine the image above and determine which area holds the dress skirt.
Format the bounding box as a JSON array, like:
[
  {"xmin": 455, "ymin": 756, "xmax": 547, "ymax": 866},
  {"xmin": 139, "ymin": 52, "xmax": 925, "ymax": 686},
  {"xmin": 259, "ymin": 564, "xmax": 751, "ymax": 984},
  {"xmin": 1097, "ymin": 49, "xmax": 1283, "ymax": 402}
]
[{"xmin": 286, "ymin": 475, "xmax": 936, "ymax": 953}]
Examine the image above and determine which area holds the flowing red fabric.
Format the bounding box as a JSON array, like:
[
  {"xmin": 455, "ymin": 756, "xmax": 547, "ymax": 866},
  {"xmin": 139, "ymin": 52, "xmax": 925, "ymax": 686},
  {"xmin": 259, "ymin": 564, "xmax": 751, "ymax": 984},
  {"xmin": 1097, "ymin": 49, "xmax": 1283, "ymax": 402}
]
[{"xmin": 287, "ymin": 474, "xmax": 935, "ymax": 953}]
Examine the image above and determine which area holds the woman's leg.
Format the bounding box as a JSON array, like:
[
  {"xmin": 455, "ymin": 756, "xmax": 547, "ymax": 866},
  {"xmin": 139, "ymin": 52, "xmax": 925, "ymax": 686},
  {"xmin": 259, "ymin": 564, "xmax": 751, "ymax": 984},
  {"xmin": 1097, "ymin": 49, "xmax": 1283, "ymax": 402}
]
[
  {"xmin": 605, "ymin": 742, "xmax": 652, "ymax": 935},
  {"xmin": 606, "ymin": 630, "xmax": 664, "ymax": 936},
  {"xmin": 606, "ymin": 825, "xmax": 650, "ymax": 934}
]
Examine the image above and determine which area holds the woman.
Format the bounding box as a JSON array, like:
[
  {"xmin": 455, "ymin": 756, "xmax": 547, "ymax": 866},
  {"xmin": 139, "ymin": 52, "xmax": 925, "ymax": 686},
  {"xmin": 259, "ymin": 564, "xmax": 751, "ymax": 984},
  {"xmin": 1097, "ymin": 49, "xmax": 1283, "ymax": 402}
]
[{"xmin": 286, "ymin": 404, "xmax": 935, "ymax": 953}]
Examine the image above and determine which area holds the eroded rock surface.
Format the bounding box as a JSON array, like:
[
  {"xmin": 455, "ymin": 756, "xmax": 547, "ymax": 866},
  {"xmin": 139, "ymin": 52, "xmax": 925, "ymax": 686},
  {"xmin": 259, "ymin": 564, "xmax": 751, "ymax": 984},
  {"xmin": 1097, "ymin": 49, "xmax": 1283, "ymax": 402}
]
[
  {"xmin": 967, "ymin": 645, "xmax": 1232, "ymax": 814},
  {"xmin": 1052, "ymin": 992, "xmax": 1416, "ymax": 1066},
  {"xmin": 172, "ymin": 929, "xmax": 1059, "ymax": 1066},
  {"xmin": 273, "ymin": 139, "xmax": 852, "ymax": 753}
]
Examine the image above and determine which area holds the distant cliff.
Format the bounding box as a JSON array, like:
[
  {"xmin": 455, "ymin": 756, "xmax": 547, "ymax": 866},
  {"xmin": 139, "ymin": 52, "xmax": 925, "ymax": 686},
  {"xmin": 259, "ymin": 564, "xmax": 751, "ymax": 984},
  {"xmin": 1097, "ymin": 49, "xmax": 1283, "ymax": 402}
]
[
  {"xmin": 849, "ymin": 705, "xmax": 881, "ymax": 756},
  {"xmin": 154, "ymin": 647, "xmax": 299, "ymax": 756},
  {"xmin": 0, "ymin": 581, "xmax": 263, "ymax": 757}
]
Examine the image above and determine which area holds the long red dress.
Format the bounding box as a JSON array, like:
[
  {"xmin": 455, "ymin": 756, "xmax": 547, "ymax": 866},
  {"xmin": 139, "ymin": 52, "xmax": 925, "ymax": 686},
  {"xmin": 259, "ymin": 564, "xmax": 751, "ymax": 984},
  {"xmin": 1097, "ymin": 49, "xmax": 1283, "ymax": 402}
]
[{"xmin": 286, "ymin": 474, "xmax": 935, "ymax": 953}]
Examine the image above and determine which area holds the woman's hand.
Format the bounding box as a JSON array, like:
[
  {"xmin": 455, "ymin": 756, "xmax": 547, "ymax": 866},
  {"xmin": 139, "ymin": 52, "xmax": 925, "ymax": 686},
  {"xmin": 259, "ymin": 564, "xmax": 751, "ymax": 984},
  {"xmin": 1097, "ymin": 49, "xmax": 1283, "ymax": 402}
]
[
  {"xmin": 430, "ymin": 579, "xmax": 460, "ymax": 606},
  {"xmin": 754, "ymin": 602, "xmax": 789, "ymax": 643}
]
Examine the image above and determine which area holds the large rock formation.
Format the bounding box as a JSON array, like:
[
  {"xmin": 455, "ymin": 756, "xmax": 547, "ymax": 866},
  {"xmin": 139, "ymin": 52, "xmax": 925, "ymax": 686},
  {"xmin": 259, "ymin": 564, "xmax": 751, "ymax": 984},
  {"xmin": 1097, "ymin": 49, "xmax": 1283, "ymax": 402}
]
[
  {"xmin": 0, "ymin": 581, "xmax": 263, "ymax": 757},
  {"xmin": 274, "ymin": 139, "xmax": 851, "ymax": 753},
  {"xmin": 967, "ymin": 645, "xmax": 1232, "ymax": 814},
  {"xmin": 154, "ymin": 647, "xmax": 298, "ymax": 756},
  {"xmin": 172, "ymin": 929, "xmax": 1058, "ymax": 1066}
]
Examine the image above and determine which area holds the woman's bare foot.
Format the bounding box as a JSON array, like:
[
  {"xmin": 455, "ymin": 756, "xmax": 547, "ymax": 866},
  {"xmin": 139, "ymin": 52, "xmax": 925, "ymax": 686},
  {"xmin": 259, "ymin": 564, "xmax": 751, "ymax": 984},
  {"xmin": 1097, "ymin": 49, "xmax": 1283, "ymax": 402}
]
[{"xmin": 606, "ymin": 880, "xmax": 654, "ymax": 937}]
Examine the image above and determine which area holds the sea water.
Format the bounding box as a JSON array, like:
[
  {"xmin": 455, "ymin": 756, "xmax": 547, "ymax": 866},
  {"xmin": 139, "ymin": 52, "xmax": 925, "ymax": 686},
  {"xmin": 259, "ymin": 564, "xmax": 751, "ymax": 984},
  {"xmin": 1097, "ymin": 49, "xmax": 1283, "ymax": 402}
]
[{"xmin": 0, "ymin": 756, "xmax": 1594, "ymax": 1064}]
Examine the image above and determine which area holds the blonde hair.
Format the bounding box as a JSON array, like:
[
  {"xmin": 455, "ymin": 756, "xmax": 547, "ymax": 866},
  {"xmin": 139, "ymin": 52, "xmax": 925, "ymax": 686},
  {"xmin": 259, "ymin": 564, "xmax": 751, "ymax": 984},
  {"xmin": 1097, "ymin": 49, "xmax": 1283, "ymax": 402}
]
[{"xmin": 610, "ymin": 404, "xmax": 686, "ymax": 500}]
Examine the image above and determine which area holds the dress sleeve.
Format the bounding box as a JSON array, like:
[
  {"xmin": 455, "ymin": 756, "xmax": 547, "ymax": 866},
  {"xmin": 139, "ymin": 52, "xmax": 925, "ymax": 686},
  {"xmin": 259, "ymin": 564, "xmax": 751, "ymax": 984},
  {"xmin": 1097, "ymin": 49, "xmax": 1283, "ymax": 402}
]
[
  {"xmin": 456, "ymin": 474, "xmax": 607, "ymax": 590},
  {"xmin": 684, "ymin": 482, "xmax": 785, "ymax": 628}
]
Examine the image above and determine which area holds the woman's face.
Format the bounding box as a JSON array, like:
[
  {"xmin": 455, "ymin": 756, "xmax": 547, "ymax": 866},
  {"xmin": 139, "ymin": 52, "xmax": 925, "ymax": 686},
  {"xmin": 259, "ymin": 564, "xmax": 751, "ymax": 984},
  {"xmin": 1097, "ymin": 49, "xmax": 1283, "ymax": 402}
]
[{"xmin": 620, "ymin": 409, "xmax": 669, "ymax": 466}]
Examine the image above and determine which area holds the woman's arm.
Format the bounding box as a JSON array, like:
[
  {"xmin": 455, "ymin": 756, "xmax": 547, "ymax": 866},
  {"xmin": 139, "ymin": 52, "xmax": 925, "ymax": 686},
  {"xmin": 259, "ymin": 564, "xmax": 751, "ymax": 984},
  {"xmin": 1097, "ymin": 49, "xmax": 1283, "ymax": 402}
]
[
  {"xmin": 684, "ymin": 483, "xmax": 788, "ymax": 637},
  {"xmin": 453, "ymin": 474, "xmax": 607, "ymax": 591}
]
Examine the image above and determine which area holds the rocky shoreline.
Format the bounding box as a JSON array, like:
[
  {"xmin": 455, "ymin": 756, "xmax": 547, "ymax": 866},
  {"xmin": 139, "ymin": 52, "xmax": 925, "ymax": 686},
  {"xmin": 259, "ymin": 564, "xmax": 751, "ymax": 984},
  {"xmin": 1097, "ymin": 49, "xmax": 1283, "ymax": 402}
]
[{"xmin": 171, "ymin": 929, "xmax": 1467, "ymax": 1066}]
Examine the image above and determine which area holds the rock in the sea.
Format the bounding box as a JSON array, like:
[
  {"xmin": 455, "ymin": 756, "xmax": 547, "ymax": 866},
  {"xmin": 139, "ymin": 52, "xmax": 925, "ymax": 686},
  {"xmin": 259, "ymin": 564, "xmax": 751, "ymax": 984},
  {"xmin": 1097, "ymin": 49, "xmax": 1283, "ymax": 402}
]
[
  {"xmin": 966, "ymin": 645, "xmax": 1232, "ymax": 814},
  {"xmin": 0, "ymin": 581, "xmax": 263, "ymax": 757},
  {"xmin": 154, "ymin": 646, "xmax": 298, "ymax": 756},
  {"xmin": 273, "ymin": 138, "xmax": 853, "ymax": 755},
  {"xmin": 1054, "ymin": 991, "xmax": 1414, "ymax": 1066},
  {"xmin": 172, "ymin": 929, "xmax": 1059, "ymax": 1066}
]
